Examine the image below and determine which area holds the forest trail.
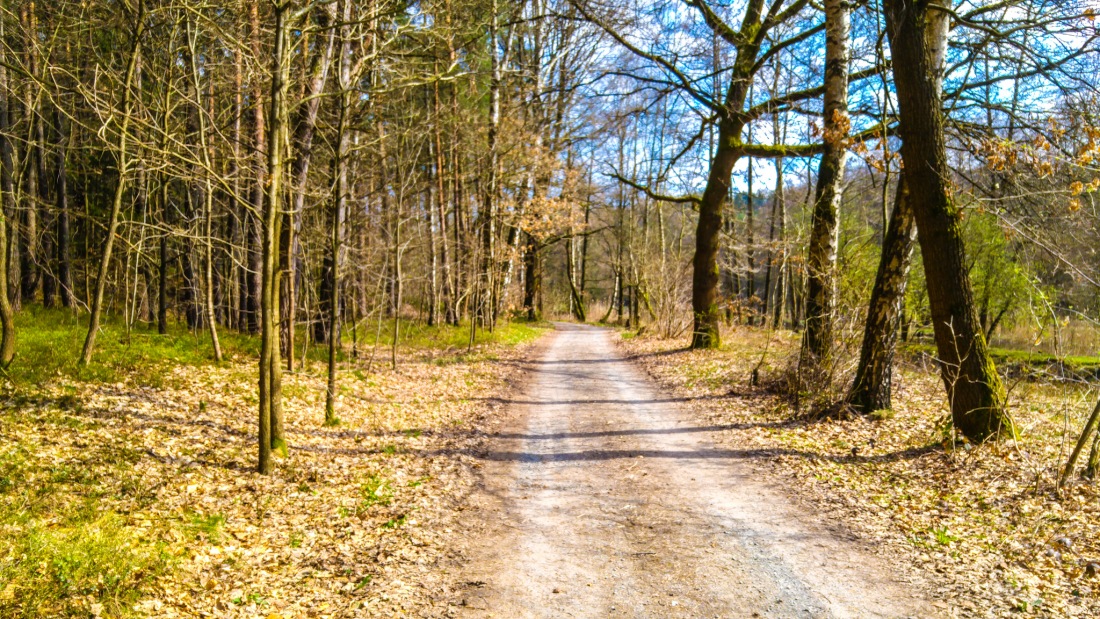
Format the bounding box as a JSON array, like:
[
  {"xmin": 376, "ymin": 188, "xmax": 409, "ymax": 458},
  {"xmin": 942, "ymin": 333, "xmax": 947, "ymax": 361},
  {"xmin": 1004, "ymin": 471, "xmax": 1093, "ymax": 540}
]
[{"xmin": 450, "ymin": 323, "xmax": 935, "ymax": 618}]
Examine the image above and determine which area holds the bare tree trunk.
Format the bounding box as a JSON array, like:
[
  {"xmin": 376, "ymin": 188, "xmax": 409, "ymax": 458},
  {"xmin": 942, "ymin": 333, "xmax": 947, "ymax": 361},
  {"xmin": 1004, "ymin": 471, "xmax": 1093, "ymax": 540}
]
[
  {"xmin": 848, "ymin": 0, "xmax": 950, "ymax": 413},
  {"xmin": 287, "ymin": 2, "xmax": 336, "ymax": 371},
  {"xmin": 259, "ymin": 0, "xmax": 291, "ymax": 473},
  {"xmin": 80, "ymin": 2, "xmax": 144, "ymax": 366},
  {"xmin": 769, "ymin": 156, "xmax": 786, "ymax": 329},
  {"xmin": 326, "ymin": 0, "xmax": 352, "ymax": 427},
  {"xmin": 522, "ymin": 232, "xmax": 541, "ymax": 321},
  {"xmin": 19, "ymin": 6, "xmax": 39, "ymax": 307},
  {"xmin": 480, "ymin": 0, "xmax": 501, "ymax": 332},
  {"xmin": 847, "ymin": 179, "xmax": 915, "ymax": 411},
  {"xmin": 884, "ymin": 0, "xmax": 1012, "ymax": 442},
  {"xmin": 36, "ymin": 94, "xmax": 55, "ymax": 309},
  {"xmin": 246, "ymin": 0, "xmax": 266, "ymax": 336},
  {"xmin": 54, "ymin": 105, "xmax": 74, "ymax": 308},
  {"xmin": 186, "ymin": 19, "xmax": 223, "ymax": 360},
  {"xmin": 798, "ymin": 0, "xmax": 850, "ymax": 383},
  {"xmin": 0, "ymin": 30, "xmax": 16, "ymax": 366},
  {"xmin": 432, "ymin": 70, "xmax": 454, "ymax": 325},
  {"xmin": 157, "ymin": 180, "xmax": 169, "ymax": 334}
]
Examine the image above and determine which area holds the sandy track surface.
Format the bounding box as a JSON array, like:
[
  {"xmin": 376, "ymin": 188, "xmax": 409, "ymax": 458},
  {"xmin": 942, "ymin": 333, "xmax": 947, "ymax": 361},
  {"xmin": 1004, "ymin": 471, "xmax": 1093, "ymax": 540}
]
[{"xmin": 448, "ymin": 323, "xmax": 935, "ymax": 618}]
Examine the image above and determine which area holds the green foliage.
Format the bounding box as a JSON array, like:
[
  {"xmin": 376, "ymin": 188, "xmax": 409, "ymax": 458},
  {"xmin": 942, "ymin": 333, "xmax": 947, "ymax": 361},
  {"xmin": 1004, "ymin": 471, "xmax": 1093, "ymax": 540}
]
[
  {"xmin": 870, "ymin": 408, "xmax": 896, "ymax": 421},
  {"xmin": 964, "ymin": 211, "xmax": 1047, "ymax": 337},
  {"xmin": 351, "ymin": 318, "xmax": 546, "ymax": 352},
  {"xmin": 838, "ymin": 209, "xmax": 887, "ymax": 319},
  {"xmin": 902, "ymin": 342, "xmax": 1100, "ymax": 377},
  {"xmin": 360, "ymin": 475, "xmax": 393, "ymax": 510},
  {"xmin": 288, "ymin": 531, "xmax": 304, "ymax": 548},
  {"xmin": 382, "ymin": 514, "xmax": 407, "ymax": 529},
  {"xmin": 0, "ymin": 406, "xmax": 175, "ymax": 618},
  {"xmin": 931, "ymin": 526, "xmax": 960, "ymax": 546}
]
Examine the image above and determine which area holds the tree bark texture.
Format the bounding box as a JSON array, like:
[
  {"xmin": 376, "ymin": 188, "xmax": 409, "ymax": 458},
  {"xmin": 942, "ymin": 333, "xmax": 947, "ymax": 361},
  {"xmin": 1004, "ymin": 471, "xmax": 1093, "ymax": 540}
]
[
  {"xmin": 847, "ymin": 179, "xmax": 916, "ymax": 412},
  {"xmin": 799, "ymin": 0, "xmax": 850, "ymax": 381},
  {"xmin": 884, "ymin": 0, "xmax": 1013, "ymax": 442}
]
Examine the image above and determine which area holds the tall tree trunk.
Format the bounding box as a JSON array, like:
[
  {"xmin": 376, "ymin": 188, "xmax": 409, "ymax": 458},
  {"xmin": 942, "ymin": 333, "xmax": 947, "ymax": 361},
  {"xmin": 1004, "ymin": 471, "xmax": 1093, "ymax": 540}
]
[
  {"xmin": 246, "ymin": 0, "xmax": 266, "ymax": 336},
  {"xmin": 287, "ymin": 2, "xmax": 336, "ymax": 371},
  {"xmin": 769, "ymin": 156, "xmax": 786, "ymax": 329},
  {"xmin": 745, "ymin": 155, "xmax": 755, "ymax": 323},
  {"xmin": 326, "ymin": 0, "xmax": 351, "ymax": 427},
  {"xmin": 54, "ymin": 106, "xmax": 74, "ymax": 308},
  {"xmin": 847, "ymin": 179, "xmax": 915, "ymax": 411},
  {"xmin": 689, "ymin": 0, "xmax": 770, "ymax": 348},
  {"xmin": 185, "ymin": 23, "xmax": 222, "ymax": 359},
  {"xmin": 692, "ymin": 118, "xmax": 741, "ymax": 348},
  {"xmin": 580, "ymin": 198, "xmax": 590, "ymax": 297},
  {"xmin": 19, "ymin": 5, "xmax": 39, "ymax": 307},
  {"xmin": 427, "ymin": 173, "xmax": 440, "ymax": 326},
  {"xmin": 883, "ymin": 0, "xmax": 1012, "ymax": 442},
  {"xmin": 567, "ymin": 231, "xmax": 585, "ymax": 322},
  {"xmin": 848, "ymin": 4, "xmax": 949, "ymax": 412},
  {"xmin": 798, "ymin": 0, "xmax": 850, "ymax": 382},
  {"xmin": 522, "ymin": 232, "xmax": 541, "ymax": 321},
  {"xmin": 480, "ymin": 0, "xmax": 501, "ymax": 331},
  {"xmin": 157, "ymin": 186, "xmax": 169, "ymax": 334},
  {"xmin": 432, "ymin": 70, "xmax": 454, "ymax": 325},
  {"xmin": 36, "ymin": 97, "xmax": 54, "ymax": 308},
  {"xmin": 80, "ymin": 0, "xmax": 144, "ymax": 366},
  {"xmin": 259, "ymin": 0, "xmax": 291, "ymax": 473},
  {"xmin": 0, "ymin": 31, "xmax": 16, "ymax": 366},
  {"xmin": 227, "ymin": 46, "xmax": 245, "ymax": 332}
]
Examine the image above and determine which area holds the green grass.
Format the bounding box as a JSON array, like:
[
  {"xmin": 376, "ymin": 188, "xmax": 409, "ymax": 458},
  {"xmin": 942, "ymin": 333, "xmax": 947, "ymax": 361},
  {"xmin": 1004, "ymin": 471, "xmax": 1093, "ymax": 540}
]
[
  {"xmin": 0, "ymin": 308, "xmax": 547, "ymax": 617},
  {"xmin": 901, "ymin": 341, "xmax": 1100, "ymax": 378},
  {"xmin": 0, "ymin": 513, "xmax": 171, "ymax": 618},
  {"xmin": 359, "ymin": 474, "xmax": 393, "ymax": 510},
  {"xmin": 6, "ymin": 308, "xmax": 548, "ymax": 388},
  {"xmin": 7, "ymin": 306, "xmax": 258, "ymax": 387},
  {"xmin": 186, "ymin": 512, "xmax": 227, "ymax": 544},
  {"xmin": 0, "ymin": 411, "xmax": 172, "ymax": 618},
  {"xmin": 351, "ymin": 318, "xmax": 548, "ymax": 351}
]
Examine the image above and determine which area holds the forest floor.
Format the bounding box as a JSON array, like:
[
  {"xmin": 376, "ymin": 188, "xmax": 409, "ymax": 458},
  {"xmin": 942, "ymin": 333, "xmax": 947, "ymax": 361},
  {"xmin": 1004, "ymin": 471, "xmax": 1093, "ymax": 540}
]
[
  {"xmin": 618, "ymin": 325, "xmax": 1100, "ymax": 619},
  {"xmin": 5, "ymin": 316, "xmax": 1099, "ymax": 618},
  {"xmin": 0, "ymin": 310, "xmax": 547, "ymax": 618}
]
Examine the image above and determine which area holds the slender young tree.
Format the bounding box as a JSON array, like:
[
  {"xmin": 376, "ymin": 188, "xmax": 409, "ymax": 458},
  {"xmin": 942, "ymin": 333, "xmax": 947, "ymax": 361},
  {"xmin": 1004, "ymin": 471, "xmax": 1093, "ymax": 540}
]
[
  {"xmin": 258, "ymin": 0, "xmax": 295, "ymax": 474},
  {"xmin": 325, "ymin": 0, "xmax": 353, "ymax": 427},
  {"xmin": 287, "ymin": 1, "xmax": 336, "ymax": 372},
  {"xmin": 80, "ymin": 0, "xmax": 144, "ymax": 367},
  {"xmin": 0, "ymin": 22, "xmax": 15, "ymax": 367}
]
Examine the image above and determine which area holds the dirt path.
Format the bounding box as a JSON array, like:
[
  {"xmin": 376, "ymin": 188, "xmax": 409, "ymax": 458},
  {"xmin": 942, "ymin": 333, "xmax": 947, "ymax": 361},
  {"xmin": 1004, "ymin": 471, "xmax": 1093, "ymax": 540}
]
[{"xmin": 449, "ymin": 323, "xmax": 935, "ymax": 618}]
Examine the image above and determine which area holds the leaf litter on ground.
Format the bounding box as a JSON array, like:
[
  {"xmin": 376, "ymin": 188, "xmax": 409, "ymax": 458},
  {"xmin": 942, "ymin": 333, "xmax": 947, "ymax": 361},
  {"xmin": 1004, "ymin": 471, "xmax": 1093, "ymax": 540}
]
[
  {"xmin": 619, "ymin": 325, "xmax": 1100, "ymax": 618},
  {"xmin": 0, "ymin": 324, "xmax": 544, "ymax": 618}
]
